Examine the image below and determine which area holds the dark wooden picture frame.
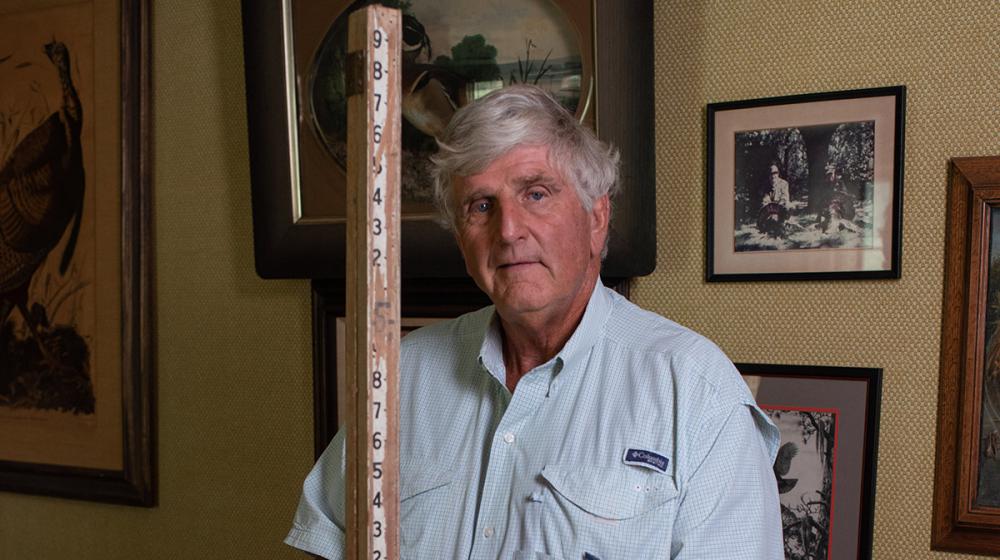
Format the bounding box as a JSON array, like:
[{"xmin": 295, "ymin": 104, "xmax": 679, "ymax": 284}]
[
  {"xmin": 707, "ymin": 86, "xmax": 905, "ymax": 281},
  {"xmin": 932, "ymin": 156, "xmax": 1000, "ymax": 554},
  {"xmin": 0, "ymin": 0, "xmax": 153, "ymax": 506},
  {"xmin": 242, "ymin": 0, "xmax": 655, "ymax": 280},
  {"xmin": 736, "ymin": 363, "xmax": 882, "ymax": 560}
]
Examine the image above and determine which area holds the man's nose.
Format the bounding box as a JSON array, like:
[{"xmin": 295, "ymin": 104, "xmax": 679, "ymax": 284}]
[{"xmin": 493, "ymin": 199, "xmax": 527, "ymax": 243}]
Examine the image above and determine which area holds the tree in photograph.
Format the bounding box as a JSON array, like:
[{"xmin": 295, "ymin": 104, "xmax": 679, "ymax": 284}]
[
  {"xmin": 802, "ymin": 121, "xmax": 874, "ymax": 214},
  {"xmin": 434, "ymin": 34, "xmax": 501, "ymax": 84}
]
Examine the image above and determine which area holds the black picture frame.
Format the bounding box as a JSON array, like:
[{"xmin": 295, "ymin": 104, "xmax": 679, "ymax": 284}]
[
  {"xmin": 0, "ymin": 0, "xmax": 154, "ymax": 506},
  {"xmin": 242, "ymin": 0, "xmax": 655, "ymax": 280},
  {"xmin": 707, "ymin": 86, "xmax": 905, "ymax": 281},
  {"xmin": 736, "ymin": 363, "xmax": 882, "ymax": 560}
]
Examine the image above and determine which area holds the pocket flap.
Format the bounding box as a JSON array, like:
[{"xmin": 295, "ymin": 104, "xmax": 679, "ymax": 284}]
[
  {"xmin": 400, "ymin": 460, "xmax": 454, "ymax": 501},
  {"xmin": 540, "ymin": 464, "xmax": 677, "ymax": 520}
]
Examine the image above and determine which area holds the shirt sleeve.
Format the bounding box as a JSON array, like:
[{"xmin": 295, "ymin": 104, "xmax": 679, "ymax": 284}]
[
  {"xmin": 670, "ymin": 402, "xmax": 784, "ymax": 559},
  {"xmin": 284, "ymin": 430, "xmax": 348, "ymax": 559}
]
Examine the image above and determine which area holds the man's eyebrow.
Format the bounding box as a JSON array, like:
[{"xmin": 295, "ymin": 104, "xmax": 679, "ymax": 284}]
[{"xmin": 513, "ymin": 173, "xmax": 559, "ymax": 188}]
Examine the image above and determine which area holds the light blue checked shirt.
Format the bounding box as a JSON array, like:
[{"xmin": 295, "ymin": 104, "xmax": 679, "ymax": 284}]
[{"xmin": 286, "ymin": 281, "xmax": 783, "ymax": 559}]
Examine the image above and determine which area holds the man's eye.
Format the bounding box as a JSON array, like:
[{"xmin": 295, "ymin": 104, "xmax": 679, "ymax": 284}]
[
  {"xmin": 528, "ymin": 190, "xmax": 546, "ymax": 201},
  {"xmin": 473, "ymin": 200, "xmax": 491, "ymax": 213}
]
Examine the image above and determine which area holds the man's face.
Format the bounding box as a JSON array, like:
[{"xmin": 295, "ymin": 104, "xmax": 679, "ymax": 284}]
[{"xmin": 451, "ymin": 144, "xmax": 609, "ymax": 321}]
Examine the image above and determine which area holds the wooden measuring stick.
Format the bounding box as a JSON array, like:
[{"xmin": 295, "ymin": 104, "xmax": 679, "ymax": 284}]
[{"xmin": 344, "ymin": 6, "xmax": 401, "ymax": 560}]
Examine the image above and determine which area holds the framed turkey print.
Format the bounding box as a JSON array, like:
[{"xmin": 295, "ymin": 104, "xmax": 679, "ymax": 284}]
[
  {"xmin": 737, "ymin": 363, "xmax": 882, "ymax": 560},
  {"xmin": 242, "ymin": 0, "xmax": 656, "ymax": 280},
  {"xmin": 0, "ymin": 0, "xmax": 153, "ymax": 506}
]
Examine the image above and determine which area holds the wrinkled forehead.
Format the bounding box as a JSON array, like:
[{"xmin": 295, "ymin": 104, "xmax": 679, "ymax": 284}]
[{"xmin": 449, "ymin": 144, "xmax": 573, "ymax": 188}]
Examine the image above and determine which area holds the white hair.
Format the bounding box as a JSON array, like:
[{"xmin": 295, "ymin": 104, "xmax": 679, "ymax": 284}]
[{"xmin": 430, "ymin": 84, "xmax": 620, "ymax": 231}]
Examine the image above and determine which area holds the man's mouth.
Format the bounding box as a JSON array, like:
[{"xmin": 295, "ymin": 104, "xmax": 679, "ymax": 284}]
[{"xmin": 498, "ymin": 260, "xmax": 538, "ymax": 270}]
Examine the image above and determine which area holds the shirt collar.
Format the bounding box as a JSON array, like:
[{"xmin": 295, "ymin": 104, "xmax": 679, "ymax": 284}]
[{"xmin": 476, "ymin": 277, "xmax": 614, "ymax": 388}]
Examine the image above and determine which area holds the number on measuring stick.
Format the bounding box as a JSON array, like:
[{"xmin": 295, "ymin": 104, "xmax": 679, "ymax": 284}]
[
  {"xmin": 373, "ymin": 461, "xmax": 383, "ymax": 479},
  {"xmin": 374, "ymin": 92, "xmax": 382, "ymax": 111},
  {"xmin": 373, "ymin": 431, "xmax": 383, "ymax": 450},
  {"xmin": 372, "ymin": 248, "xmax": 381, "ymax": 266},
  {"xmin": 373, "ymin": 187, "xmax": 382, "ymax": 204},
  {"xmin": 373, "ymin": 401, "xmax": 382, "ymax": 419},
  {"xmin": 373, "ymin": 60, "xmax": 383, "ymax": 80},
  {"xmin": 373, "ymin": 218, "xmax": 382, "ymax": 236},
  {"xmin": 372, "ymin": 370, "xmax": 383, "ymax": 388}
]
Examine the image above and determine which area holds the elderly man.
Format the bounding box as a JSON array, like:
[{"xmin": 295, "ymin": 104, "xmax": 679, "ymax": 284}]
[{"xmin": 286, "ymin": 85, "xmax": 782, "ymax": 559}]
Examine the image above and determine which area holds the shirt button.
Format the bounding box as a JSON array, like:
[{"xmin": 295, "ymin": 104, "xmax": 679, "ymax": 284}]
[
  {"xmin": 483, "ymin": 526, "xmax": 495, "ymax": 538},
  {"xmin": 503, "ymin": 432, "xmax": 515, "ymax": 444}
]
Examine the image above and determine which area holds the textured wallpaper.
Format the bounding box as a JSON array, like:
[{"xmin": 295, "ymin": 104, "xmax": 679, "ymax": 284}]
[
  {"xmin": 643, "ymin": 1, "xmax": 999, "ymax": 559},
  {"xmin": 1, "ymin": 0, "xmax": 998, "ymax": 559}
]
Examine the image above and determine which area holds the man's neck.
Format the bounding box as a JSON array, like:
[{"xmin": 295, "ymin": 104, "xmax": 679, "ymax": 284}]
[{"xmin": 497, "ymin": 276, "xmax": 598, "ymax": 393}]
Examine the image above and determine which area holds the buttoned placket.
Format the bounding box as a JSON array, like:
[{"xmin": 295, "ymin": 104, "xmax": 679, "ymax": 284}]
[{"xmin": 468, "ymin": 358, "xmax": 559, "ymax": 560}]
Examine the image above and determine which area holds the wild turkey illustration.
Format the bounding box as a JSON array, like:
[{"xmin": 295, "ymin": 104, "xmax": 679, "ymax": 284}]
[{"xmin": 0, "ymin": 40, "xmax": 85, "ymax": 362}]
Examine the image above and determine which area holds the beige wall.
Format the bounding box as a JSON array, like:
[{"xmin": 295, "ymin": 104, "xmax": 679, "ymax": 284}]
[
  {"xmin": 642, "ymin": 1, "xmax": 999, "ymax": 559},
  {"xmin": 1, "ymin": 0, "xmax": 998, "ymax": 558}
]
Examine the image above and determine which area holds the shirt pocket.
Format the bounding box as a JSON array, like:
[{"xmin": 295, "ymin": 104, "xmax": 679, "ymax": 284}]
[
  {"xmin": 528, "ymin": 464, "xmax": 678, "ymax": 559},
  {"xmin": 399, "ymin": 460, "xmax": 454, "ymax": 559}
]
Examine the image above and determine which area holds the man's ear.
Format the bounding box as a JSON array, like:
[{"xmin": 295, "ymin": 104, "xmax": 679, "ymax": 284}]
[
  {"xmin": 591, "ymin": 195, "xmax": 610, "ymax": 231},
  {"xmin": 590, "ymin": 194, "xmax": 610, "ymax": 254}
]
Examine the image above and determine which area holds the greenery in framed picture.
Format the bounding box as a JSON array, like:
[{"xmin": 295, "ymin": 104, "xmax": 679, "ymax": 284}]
[{"xmin": 242, "ymin": 0, "xmax": 655, "ymax": 280}]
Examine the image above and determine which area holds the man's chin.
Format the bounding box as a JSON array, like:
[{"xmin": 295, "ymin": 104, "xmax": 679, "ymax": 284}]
[{"xmin": 490, "ymin": 283, "xmax": 550, "ymax": 314}]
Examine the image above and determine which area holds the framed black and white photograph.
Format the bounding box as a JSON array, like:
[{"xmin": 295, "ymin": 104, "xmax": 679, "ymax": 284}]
[
  {"xmin": 737, "ymin": 363, "xmax": 882, "ymax": 560},
  {"xmin": 707, "ymin": 87, "xmax": 905, "ymax": 281}
]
